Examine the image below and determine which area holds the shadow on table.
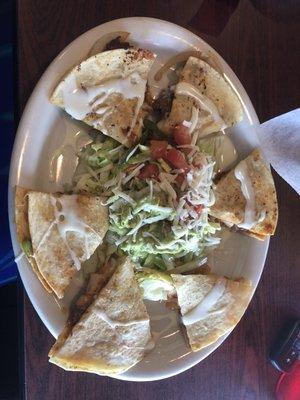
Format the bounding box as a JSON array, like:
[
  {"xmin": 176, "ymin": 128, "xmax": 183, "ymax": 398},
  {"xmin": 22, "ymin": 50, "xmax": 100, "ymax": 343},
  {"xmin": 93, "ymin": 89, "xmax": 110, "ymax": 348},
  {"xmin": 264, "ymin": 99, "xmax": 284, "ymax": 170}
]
[{"xmin": 0, "ymin": 283, "xmax": 21, "ymax": 400}]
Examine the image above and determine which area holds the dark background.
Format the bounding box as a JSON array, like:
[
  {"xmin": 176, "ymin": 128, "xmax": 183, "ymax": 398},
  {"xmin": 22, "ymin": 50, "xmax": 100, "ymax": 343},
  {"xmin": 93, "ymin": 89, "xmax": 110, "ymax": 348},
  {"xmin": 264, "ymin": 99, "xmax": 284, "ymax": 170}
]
[
  {"xmin": 1, "ymin": 0, "xmax": 300, "ymax": 399},
  {"xmin": 0, "ymin": 0, "xmax": 20, "ymax": 399}
]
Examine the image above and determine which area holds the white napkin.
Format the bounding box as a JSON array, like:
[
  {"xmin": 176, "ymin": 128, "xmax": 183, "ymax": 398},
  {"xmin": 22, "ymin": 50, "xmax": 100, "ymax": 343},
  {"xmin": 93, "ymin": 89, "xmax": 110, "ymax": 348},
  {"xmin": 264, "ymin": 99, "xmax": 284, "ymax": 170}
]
[{"xmin": 253, "ymin": 109, "xmax": 300, "ymax": 195}]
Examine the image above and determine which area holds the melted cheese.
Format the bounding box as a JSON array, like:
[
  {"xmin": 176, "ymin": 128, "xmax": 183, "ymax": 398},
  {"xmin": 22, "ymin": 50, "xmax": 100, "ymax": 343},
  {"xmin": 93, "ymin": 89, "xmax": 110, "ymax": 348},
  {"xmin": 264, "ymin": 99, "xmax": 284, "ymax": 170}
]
[
  {"xmin": 182, "ymin": 278, "xmax": 226, "ymax": 326},
  {"xmin": 234, "ymin": 160, "xmax": 257, "ymax": 229}
]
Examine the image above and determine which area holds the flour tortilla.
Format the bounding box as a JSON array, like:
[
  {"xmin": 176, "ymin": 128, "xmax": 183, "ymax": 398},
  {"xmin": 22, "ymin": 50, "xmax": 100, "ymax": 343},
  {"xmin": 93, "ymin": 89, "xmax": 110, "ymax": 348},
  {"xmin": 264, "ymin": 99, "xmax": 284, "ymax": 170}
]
[
  {"xmin": 51, "ymin": 48, "xmax": 156, "ymax": 147},
  {"xmin": 15, "ymin": 187, "xmax": 108, "ymax": 298},
  {"xmin": 210, "ymin": 149, "xmax": 278, "ymax": 238},
  {"xmin": 49, "ymin": 257, "xmax": 151, "ymax": 375},
  {"xmin": 15, "ymin": 187, "xmax": 52, "ymax": 292},
  {"xmin": 172, "ymin": 273, "xmax": 252, "ymax": 352},
  {"xmin": 158, "ymin": 57, "xmax": 243, "ymax": 135}
]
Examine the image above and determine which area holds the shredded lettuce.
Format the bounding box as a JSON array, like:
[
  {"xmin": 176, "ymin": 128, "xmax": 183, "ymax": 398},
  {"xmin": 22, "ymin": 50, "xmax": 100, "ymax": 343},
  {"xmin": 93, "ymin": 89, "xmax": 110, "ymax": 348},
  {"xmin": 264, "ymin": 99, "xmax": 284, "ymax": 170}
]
[
  {"xmin": 128, "ymin": 152, "xmax": 150, "ymax": 165},
  {"xmin": 136, "ymin": 268, "xmax": 175, "ymax": 301},
  {"xmin": 197, "ymin": 137, "xmax": 215, "ymax": 157},
  {"xmin": 73, "ymin": 125, "xmax": 221, "ymax": 273},
  {"xmin": 21, "ymin": 240, "xmax": 33, "ymax": 257}
]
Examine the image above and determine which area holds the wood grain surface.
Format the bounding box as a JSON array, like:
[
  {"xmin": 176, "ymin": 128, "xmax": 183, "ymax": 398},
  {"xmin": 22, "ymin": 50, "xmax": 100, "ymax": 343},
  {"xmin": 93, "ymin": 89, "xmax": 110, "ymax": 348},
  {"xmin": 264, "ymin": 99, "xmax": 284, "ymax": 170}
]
[{"xmin": 17, "ymin": 1, "xmax": 300, "ymax": 399}]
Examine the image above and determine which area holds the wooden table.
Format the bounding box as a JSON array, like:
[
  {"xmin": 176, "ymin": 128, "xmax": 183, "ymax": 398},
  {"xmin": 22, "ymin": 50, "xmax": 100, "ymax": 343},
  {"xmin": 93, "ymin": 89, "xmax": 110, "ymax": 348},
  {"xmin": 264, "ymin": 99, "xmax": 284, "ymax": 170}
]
[{"xmin": 18, "ymin": 1, "xmax": 300, "ymax": 399}]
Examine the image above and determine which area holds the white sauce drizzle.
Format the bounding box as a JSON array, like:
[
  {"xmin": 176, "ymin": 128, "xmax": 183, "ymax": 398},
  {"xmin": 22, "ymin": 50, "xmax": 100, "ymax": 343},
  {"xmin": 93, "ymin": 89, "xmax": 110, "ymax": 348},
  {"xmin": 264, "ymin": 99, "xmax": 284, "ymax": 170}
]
[
  {"xmin": 61, "ymin": 72, "xmax": 147, "ymax": 134},
  {"xmin": 191, "ymin": 130, "xmax": 200, "ymax": 147},
  {"xmin": 189, "ymin": 106, "xmax": 199, "ymax": 134},
  {"xmin": 258, "ymin": 209, "xmax": 266, "ymax": 223},
  {"xmin": 182, "ymin": 120, "xmax": 192, "ymax": 128},
  {"xmin": 234, "ymin": 160, "xmax": 257, "ymax": 229},
  {"xmin": 50, "ymin": 195, "xmax": 97, "ymax": 270},
  {"xmin": 175, "ymin": 82, "xmax": 226, "ymax": 130},
  {"xmin": 95, "ymin": 309, "xmax": 149, "ymax": 328},
  {"xmin": 182, "ymin": 278, "xmax": 226, "ymax": 326},
  {"xmin": 182, "ymin": 107, "xmax": 199, "ymax": 135}
]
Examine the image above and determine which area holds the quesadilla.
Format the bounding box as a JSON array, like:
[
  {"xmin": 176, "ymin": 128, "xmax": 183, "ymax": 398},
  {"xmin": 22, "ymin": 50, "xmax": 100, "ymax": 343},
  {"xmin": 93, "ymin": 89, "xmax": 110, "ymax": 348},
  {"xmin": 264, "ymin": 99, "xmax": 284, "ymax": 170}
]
[
  {"xmin": 15, "ymin": 187, "xmax": 108, "ymax": 298},
  {"xmin": 15, "ymin": 187, "xmax": 52, "ymax": 292},
  {"xmin": 158, "ymin": 57, "xmax": 243, "ymax": 136},
  {"xmin": 49, "ymin": 257, "xmax": 151, "ymax": 375},
  {"xmin": 209, "ymin": 149, "xmax": 278, "ymax": 239},
  {"xmin": 51, "ymin": 48, "xmax": 156, "ymax": 147},
  {"xmin": 171, "ymin": 273, "xmax": 252, "ymax": 351}
]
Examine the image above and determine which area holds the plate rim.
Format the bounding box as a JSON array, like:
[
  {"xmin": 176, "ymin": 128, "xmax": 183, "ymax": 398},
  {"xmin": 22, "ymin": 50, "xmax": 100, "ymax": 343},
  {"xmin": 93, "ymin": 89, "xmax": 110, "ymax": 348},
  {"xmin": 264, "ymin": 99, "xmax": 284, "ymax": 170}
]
[{"xmin": 8, "ymin": 16, "xmax": 269, "ymax": 382}]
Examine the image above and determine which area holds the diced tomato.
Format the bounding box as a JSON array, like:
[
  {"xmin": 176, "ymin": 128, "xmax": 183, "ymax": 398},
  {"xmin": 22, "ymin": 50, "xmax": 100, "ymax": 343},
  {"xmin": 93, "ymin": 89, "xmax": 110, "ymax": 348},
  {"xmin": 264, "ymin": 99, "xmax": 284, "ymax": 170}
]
[
  {"xmin": 164, "ymin": 148, "xmax": 190, "ymax": 171},
  {"xmin": 150, "ymin": 140, "xmax": 168, "ymax": 159},
  {"xmin": 175, "ymin": 173, "xmax": 185, "ymax": 186},
  {"xmin": 194, "ymin": 204, "xmax": 203, "ymax": 214},
  {"xmin": 173, "ymin": 124, "xmax": 191, "ymax": 146},
  {"xmin": 138, "ymin": 163, "xmax": 159, "ymax": 179},
  {"xmin": 187, "ymin": 200, "xmax": 203, "ymax": 215}
]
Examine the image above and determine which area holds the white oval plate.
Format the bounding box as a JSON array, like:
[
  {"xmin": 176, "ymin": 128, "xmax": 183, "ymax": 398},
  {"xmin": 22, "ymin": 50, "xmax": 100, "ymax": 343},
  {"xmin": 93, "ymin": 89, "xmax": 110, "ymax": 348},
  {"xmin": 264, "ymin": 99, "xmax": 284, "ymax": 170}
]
[{"xmin": 8, "ymin": 17, "xmax": 269, "ymax": 382}]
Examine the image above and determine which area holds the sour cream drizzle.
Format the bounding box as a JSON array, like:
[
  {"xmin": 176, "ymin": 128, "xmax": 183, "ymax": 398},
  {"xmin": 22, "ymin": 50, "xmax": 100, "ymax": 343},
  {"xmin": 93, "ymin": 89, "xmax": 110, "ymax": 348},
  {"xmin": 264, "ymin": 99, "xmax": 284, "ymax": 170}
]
[
  {"xmin": 50, "ymin": 195, "xmax": 97, "ymax": 270},
  {"xmin": 182, "ymin": 278, "xmax": 226, "ymax": 326},
  {"xmin": 189, "ymin": 107, "xmax": 199, "ymax": 135},
  {"xmin": 175, "ymin": 82, "xmax": 226, "ymax": 130},
  {"xmin": 234, "ymin": 160, "xmax": 257, "ymax": 229},
  {"xmin": 95, "ymin": 309, "xmax": 149, "ymax": 328},
  {"xmin": 61, "ymin": 72, "xmax": 146, "ymax": 133}
]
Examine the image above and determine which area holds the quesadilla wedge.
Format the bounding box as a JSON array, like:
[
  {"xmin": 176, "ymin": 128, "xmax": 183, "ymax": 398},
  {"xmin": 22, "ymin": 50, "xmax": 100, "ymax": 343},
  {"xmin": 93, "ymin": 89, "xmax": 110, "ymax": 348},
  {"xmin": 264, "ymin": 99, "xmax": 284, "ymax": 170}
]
[
  {"xmin": 171, "ymin": 273, "xmax": 252, "ymax": 351},
  {"xmin": 51, "ymin": 48, "xmax": 156, "ymax": 147},
  {"xmin": 15, "ymin": 187, "xmax": 108, "ymax": 298},
  {"xmin": 209, "ymin": 148, "xmax": 278, "ymax": 239},
  {"xmin": 15, "ymin": 187, "xmax": 52, "ymax": 292},
  {"xmin": 158, "ymin": 57, "xmax": 243, "ymax": 136},
  {"xmin": 49, "ymin": 257, "xmax": 151, "ymax": 375}
]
